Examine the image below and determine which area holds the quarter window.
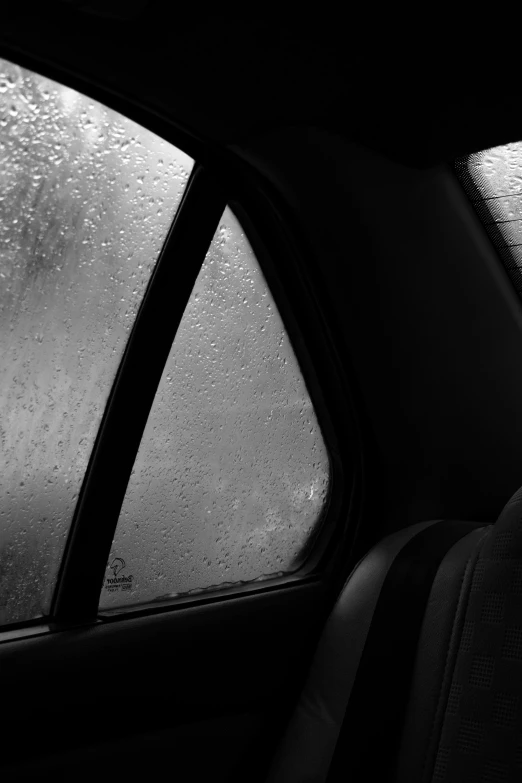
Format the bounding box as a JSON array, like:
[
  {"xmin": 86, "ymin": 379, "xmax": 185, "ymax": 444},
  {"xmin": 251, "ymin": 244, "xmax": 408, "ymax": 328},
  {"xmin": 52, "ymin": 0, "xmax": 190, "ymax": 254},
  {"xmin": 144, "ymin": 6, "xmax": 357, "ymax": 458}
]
[{"xmin": 100, "ymin": 207, "xmax": 330, "ymax": 610}]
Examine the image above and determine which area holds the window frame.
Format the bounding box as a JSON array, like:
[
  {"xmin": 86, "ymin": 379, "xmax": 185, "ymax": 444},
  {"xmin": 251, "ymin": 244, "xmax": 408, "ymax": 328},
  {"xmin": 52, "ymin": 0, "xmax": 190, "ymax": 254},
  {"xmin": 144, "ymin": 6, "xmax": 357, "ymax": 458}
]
[{"xmin": 0, "ymin": 44, "xmax": 362, "ymax": 634}]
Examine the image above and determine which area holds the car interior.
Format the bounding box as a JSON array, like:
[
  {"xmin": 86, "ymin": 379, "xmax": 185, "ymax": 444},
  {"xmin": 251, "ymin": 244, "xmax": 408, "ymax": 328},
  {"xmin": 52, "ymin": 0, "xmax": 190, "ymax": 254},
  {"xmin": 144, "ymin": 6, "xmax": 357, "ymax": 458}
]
[{"xmin": 0, "ymin": 5, "xmax": 521, "ymax": 782}]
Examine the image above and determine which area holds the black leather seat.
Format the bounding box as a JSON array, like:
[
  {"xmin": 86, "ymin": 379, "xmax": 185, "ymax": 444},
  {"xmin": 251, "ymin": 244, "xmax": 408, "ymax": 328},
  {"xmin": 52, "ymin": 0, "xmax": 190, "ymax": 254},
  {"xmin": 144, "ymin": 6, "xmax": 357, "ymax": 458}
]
[{"xmin": 266, "ymin": 485, "xmax": 522, "ymax": 782}]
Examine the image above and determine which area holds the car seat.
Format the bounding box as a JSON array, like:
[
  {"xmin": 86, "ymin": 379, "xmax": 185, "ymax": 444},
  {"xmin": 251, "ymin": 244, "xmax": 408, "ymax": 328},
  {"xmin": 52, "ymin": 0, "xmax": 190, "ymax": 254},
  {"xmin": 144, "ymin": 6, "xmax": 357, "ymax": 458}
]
[{"xmin": 266, "ymin": 485, "xmax": 522, "ymax": 782}]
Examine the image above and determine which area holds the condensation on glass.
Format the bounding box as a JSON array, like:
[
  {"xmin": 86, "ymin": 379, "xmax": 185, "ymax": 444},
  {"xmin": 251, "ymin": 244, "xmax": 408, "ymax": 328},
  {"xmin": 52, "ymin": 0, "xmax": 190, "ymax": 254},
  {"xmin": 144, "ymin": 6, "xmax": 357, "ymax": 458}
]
[
  {"xmin": 464, "ymin": 142, "xmax": 522, "ymax": 264},
  {"xmin": 100, "ymin": 208, "xmax": 330, "ymax": 610},
  {"xmin": 0, "ymin": 58, "xmax": 193, "ymax": 625}
]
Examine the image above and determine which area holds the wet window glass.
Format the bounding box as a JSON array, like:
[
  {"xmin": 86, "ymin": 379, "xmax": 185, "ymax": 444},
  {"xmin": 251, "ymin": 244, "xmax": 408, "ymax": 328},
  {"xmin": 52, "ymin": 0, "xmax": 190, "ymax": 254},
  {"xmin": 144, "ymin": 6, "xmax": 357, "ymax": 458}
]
[
  {"xmin": 100, "ymin": 207, "xmax": 330, "ymax": 610},
  {"xmin": 457, "ymin": 142, "xmax": 522, "ymax": 268},
  {"xmin": 0, "ymin": 58, "xmax": 193, "ymax": 625}
]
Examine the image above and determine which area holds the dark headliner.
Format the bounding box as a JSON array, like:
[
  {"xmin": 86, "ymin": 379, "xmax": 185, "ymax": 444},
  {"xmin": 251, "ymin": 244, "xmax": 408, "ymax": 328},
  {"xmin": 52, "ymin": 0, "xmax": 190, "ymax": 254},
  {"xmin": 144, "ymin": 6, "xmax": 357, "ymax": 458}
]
[{"xmin": 1, "ymin": 4, "xmax": 519, "ymax": 168}]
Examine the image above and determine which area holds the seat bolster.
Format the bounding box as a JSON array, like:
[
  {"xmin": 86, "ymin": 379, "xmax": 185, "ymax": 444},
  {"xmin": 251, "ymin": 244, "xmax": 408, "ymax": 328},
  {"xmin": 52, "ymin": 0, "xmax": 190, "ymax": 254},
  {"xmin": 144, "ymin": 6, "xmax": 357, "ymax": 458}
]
[
  {"xmin": 266, "ymin": 519, "xmax": 442, "ymax": 783},
  {"xmin": 396, "ymin": 525, "xmax": 491, "ymax": 783}
]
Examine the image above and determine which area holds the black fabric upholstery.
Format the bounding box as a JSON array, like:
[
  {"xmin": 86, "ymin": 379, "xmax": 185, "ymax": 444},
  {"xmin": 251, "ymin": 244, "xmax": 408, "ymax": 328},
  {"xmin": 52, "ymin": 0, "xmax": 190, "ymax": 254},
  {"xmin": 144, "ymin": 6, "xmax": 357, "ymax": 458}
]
[
  {"xmin": 425, "ymin": 487, "xmax": 522, "ymax": 782},
  {"xmin": 266, "ymin": 486, "xmax": 522, "ymax": 782},
  {"xmin": 326, "ymin": 520, "xmax": 482, "ymax": 783}
]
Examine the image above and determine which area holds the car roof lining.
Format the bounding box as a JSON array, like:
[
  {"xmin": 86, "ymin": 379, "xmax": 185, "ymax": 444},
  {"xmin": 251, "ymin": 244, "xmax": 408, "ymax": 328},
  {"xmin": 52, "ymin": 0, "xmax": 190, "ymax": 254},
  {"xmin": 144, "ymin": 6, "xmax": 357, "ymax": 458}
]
[{"xmin": 1, "ymin": 6, "xmax": 520, "ymax": 169}]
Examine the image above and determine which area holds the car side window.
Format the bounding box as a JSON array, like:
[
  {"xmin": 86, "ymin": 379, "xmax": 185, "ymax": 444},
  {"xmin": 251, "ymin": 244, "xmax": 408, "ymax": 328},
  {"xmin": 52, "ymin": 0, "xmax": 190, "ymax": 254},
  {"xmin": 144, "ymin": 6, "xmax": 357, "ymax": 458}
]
[
  {"xmin": 0, "ymin": 58, "xmax": 193, "ymax": 626},
  {"xmin": 99, "ymin": 207, "xmax": 330, "ymax": 610},
  {"xmin": 456, "ymin": 142, "xmax": 522, "ymax": 294}
]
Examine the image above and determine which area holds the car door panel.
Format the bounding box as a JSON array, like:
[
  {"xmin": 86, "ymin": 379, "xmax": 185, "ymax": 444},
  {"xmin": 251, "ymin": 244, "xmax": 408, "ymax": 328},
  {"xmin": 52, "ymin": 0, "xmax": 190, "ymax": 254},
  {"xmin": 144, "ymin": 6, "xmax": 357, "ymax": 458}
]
[{"xmin": 0, "ymin": 581, "xmax": 327, "ymax": 781}]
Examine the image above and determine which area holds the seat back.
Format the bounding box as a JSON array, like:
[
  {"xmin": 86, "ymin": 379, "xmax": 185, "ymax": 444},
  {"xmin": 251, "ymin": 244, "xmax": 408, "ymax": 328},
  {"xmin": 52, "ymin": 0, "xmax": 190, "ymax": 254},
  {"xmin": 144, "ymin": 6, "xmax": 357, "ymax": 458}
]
[{"xmin": 265, "ymin": 498, "xmax": 522, "ymax": 781}]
